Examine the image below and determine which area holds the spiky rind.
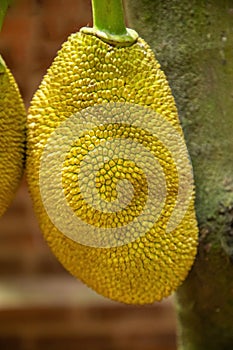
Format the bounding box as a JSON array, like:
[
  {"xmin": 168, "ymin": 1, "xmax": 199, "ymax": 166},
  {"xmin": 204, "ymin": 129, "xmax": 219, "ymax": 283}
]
[{"xmin": 27, "ymin": 33, "xmax": 198, "ymax": 304}]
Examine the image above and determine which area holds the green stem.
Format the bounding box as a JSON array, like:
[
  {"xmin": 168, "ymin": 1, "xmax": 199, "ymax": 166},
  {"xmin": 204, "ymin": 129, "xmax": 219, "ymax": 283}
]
[
  {"xmin": 81, "ymin": 0, "xmax": 138, "ymax": 46},
  {"xmin": 0, "ymin": 0, "xmax": 11, "ymax": 32},
  {"xmin": 92, "ymin": 0, "xmax": 127, "ymax": 36}
]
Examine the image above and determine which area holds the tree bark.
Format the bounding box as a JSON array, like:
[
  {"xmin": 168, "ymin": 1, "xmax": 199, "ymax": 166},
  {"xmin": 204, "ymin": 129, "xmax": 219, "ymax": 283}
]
[{"xmin": 125, "ymin": 0, "xmax": 233, "ymax": 349}]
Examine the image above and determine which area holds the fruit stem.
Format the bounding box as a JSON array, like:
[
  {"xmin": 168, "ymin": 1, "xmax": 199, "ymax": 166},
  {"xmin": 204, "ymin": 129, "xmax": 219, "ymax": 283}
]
[
  {"xmin": 0, "ymin": 0, "xmax": 11, "ymax": 32},
  {"xmin": 92, "ymin": 0, "xmax": 127, "ymax": 36},
  {"xmin": 81, "ymin": 0, "xmax": 138, "ymax": 46}
]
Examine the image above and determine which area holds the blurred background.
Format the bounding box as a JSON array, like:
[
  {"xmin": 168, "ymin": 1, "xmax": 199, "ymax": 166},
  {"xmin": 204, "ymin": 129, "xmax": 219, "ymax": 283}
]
[{"xmin": 0, "ymin": 1, "xmax": 177, "ymax": 349}]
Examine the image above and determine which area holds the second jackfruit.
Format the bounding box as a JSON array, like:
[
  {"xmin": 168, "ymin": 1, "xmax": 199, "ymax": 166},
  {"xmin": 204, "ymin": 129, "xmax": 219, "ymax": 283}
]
[{"xmin": 0, "ymin": 56, "xmax": 26, "ymax": 217}]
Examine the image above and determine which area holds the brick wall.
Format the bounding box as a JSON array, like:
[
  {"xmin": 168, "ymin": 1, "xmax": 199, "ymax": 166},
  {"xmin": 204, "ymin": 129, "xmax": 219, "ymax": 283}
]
[{"xmin": 0, "ymin": 1, "xmax": 177, "ymax": 349}]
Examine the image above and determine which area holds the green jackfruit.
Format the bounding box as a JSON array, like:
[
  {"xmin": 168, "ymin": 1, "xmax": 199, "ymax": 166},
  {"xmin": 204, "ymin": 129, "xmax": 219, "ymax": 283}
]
[{"xmin": 26, "ymin": 30, "xmax": 198, "ymax": 304}]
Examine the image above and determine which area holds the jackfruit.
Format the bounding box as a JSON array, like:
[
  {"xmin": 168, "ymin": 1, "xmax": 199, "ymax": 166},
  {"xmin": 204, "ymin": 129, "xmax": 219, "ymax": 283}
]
[
  {"xmin": 26, "ymin": 30, "xmax": 198, "ymax": 304},
  {"xmin": 0, "ymin": 56, "xmax": 26, "ymax": 217}
]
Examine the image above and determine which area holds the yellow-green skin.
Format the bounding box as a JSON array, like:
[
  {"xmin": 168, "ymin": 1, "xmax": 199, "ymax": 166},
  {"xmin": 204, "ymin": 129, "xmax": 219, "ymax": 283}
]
[
  {"xmin": 26, "ymin": 32, "xmax": 198, "ymax": 304},
  {"xmin": 0, "ymin": 59, "xmax": 26, "ymax": 217}
]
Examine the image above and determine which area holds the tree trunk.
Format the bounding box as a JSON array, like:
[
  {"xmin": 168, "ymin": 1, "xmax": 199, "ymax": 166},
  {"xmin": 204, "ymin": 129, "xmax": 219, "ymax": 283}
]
[{"xmin": 125, "ymin": 0, "xmax": 233, "ymax": 349}]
